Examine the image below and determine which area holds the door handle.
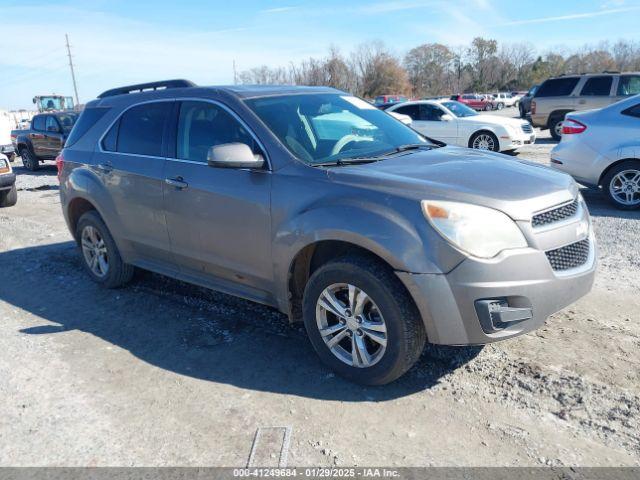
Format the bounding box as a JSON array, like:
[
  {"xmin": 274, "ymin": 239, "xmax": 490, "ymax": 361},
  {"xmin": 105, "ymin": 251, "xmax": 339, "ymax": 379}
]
[
  {"xmin": 96, "ymin": 162, "xmax": 113, "ymax": 174},
  {"xmin": 165, "ymin": 177, "xmax": 189, "ymax": 190}
]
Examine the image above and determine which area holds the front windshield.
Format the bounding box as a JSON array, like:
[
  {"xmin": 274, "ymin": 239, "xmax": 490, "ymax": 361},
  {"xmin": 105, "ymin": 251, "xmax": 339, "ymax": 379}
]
[
  {"xmin": 245, "ymin": 93, "xmax": 431, "ymax": 165},
  {"xmin": 441, "ymin": 101, "xmax": 478, "ymax": 118},
  {"xmin": 56, "ymin": 113, "xmax": 78, "ymax": 132}
]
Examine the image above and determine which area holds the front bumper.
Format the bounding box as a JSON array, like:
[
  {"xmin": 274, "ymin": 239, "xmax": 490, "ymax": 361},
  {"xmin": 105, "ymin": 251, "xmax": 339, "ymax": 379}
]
[
  {"xmin": 397, "ymin": 203, "xmax": 596, "ymax": 345},
  {"xmin": 0, "ymin": 172, "xmax": 16, "ymax": 191},
  {"xmin": 499, "ymin": 131, "xmax": 536, "ymax": 151},
  {"xmin": 0, "ymin": 144, "xmax": 14, "ymax": 155}
]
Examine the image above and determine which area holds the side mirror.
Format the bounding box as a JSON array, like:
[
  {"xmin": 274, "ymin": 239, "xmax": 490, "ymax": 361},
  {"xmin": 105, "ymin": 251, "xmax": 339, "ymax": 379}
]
[
  {"xmin": 207, "ymin": 143, "xmax": 264, "ymax": 169},
  {"xmin": 441, "ymin": 114, "xmax": 453, "ymax": 122}
]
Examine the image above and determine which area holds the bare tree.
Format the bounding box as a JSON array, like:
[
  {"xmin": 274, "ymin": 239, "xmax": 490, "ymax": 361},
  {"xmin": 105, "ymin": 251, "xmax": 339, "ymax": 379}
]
[{"xmin": 404, "ymin": 43, "xmax": 455, "ymax": 96}]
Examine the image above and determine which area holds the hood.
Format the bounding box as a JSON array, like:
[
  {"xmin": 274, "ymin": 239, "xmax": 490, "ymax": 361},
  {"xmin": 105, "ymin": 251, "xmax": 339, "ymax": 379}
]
[
  {"xmin": 327, "ymin": 147, "xmax": 577, "ymax": 221},
  {"xmin": 460, "ymin": 114, "xmax": 528, "ymax": 129}
]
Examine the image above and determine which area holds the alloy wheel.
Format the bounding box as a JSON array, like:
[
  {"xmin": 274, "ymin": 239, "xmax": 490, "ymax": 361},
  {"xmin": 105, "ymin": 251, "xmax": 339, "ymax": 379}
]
[
  {"xmin": 609, "ymin": 169, "xmax": 640, "ymax": 206},
  {"xmin": 472, "ymin": 134, "xmax": 496, "ymax": 151},
  {"xmin": 315, "ymin": 283, "xmax": 387, "ymax": 368},
  {"xmin": 554, "ymin": 120, "xmax": 564, "ymax": 138},
  {"xmin": 81, "ymin": 225, "xmax": 109, "ymax": 278}
]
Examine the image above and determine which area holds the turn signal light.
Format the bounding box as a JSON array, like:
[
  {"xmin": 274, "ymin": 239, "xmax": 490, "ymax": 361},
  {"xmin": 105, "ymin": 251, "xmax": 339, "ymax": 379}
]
[
  {"xmin": 56, "ymin": 154, "xmax": 64, "ymax": 182},
  {"xmin": 562, "ymin": 119, "xmax": 587, "ymax": 135}
]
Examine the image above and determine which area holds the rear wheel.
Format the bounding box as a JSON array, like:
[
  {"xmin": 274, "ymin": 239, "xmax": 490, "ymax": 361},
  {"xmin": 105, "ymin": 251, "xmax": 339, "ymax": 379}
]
[
  {"xmin": 302, "ymin": 254, "xmax": 426, "ymax": 385},
  {"xmin": 0, "ymin": 185, "xmax": 17, "ymax": 207},
  {"xmin": 549, "ymin": 116, "xmax": 565, "ymax": 141},
  {"xmin": 76, "ymin": 211, "xmax": 134, "ymax": 288},
  {"xmin": 602, "ymin": 161, "xmax": 640, "ymax": 210},
  {"xmin": 470, "ymin": 131, "xmax": 499, "ymax": 152},
  {"xmin": 20, "ymin": 148, "xmax": 39, "ymax": 171}
]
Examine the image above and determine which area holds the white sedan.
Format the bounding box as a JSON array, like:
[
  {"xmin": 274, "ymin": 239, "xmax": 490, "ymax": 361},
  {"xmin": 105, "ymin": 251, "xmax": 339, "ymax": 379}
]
[{"xmin": 386, "ymin": 100, "xmax": 536, "ymax": 152}]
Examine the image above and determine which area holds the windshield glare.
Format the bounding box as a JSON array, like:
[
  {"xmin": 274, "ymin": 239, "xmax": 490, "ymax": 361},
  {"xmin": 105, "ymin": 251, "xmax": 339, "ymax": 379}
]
[
  {"xmin": 245, "ymin": 94, "xmax": 431, "ymax": 164},
  {"xmin": 441, "ymin": 101, "xmax": 478, "ymax": 118}
]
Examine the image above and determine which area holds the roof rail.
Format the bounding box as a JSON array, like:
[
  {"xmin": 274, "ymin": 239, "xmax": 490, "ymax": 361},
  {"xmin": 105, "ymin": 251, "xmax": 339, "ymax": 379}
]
[
  {"xmin": 97, "ymin": 79, "xmax": 197, "ymax": 99},
  {"xmin": 602, "ymin": 70, "xmax": 620, "ymax": 74}
]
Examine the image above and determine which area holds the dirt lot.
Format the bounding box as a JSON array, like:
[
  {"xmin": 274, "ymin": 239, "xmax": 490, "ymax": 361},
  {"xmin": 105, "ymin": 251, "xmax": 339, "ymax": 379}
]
[{"xmin": 1, "ymin": 109, "xmax": 639, "ymax": 467}]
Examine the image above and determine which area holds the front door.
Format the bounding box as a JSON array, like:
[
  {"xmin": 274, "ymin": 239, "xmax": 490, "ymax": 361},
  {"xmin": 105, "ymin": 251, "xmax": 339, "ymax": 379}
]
[
  {"xmin": 415, "ymin": 104, "xmax": 457, "ymax": 143},
  {"xmin": 163, "ymin": 100, "xmax": 272, "ymax": 298},
  {"xmin": 43, "ymin": 116, "xmax": 64, "ymax": 158}
]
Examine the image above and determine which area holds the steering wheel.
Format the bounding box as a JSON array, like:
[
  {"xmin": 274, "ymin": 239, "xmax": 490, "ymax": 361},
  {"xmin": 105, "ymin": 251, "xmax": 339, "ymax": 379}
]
[{"xmin": 330, "ymin": 134, "xmax": 363, "ymax": 157}]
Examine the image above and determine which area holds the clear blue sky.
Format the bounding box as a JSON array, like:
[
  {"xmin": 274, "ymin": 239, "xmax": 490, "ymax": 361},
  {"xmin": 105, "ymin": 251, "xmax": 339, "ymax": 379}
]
[{"xmin": 1, "ymin": 0, "xmax": 639, "ymax": 109}]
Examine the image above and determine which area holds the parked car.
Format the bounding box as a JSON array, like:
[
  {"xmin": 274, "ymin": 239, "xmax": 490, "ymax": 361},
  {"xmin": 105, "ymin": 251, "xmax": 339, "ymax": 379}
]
[
  {"xmin": 11, "ymin": 112, "xmax": 78, "ymax": 170},
  {"xmin": 531, "ymin": 71, "xmax": 640, "ymax": 140},
  {"xmin": 519, "ymin": 85, "xmax": 539, "ymax": 119},
  {"xmin": 373, "ymin": 95, "xmax": 408, "ymax": 106},
  {"xmin": 450, "ymin": 94, "xmax": 494, "ymax": 111},
  {"xmin": 0, "ymin": 110, "xmax": 16, "ymax": 162},
  {"xmin": 491, "ymin": 92, "xmax": 517, "ymax": 110},
  {"xmin": 0, "ymin": 153, "xmax": 17, "ymax": 207},
  {"xmin": 386, "ymin": 100, "xmax": 535, "ymax": 152},
  {"xmin": 550, "ymin": 95, "xmax": 640, "ymax": 209},
  {"xmin": 59, "ymin": 80, "xmax": 596, "ymax": 385}
]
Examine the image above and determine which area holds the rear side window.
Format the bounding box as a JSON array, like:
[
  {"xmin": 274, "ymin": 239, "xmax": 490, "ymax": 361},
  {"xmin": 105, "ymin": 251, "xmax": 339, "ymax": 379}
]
[
  {"xmin": 622, "ymin": 104, "xmax": 640, "ymax": 118},
  {"xmin": 66, "ymin": 107, "xmax": 109, "ymax": 147},
  {"xmin": 393, "ymin": 104, "xmax": 420, "ymax": 120},
  {"xmin": 617, "ymin": 75, "xmax": 640, "ymax": 96},
  {"xmin": 420, "ymin": 104, "xmax": 445, "ymax": 121},
  {"xmin": 116, "ymin": 102, "xmax": 171, "ymax": 157},
  {"xmin": 32, "ymin": 116, "xmax": 46, "ymax": 131},
  {"xmin": 535, "ymin": 78, "xmax": 580, "ymax": 97},
  {"xmin": 580, "ymin": 76, "xmax": 612, "ymax": 96}
]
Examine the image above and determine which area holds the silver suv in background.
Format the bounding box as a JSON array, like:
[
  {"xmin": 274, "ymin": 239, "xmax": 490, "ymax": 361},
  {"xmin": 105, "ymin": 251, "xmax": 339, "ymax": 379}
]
[
  {"xmin": 531, "ymin": 72, "xmax": 640, "ymax": 140},
  {"xmin": 58, "ymin": 80, "xmax": 596, "ymax": 385}
]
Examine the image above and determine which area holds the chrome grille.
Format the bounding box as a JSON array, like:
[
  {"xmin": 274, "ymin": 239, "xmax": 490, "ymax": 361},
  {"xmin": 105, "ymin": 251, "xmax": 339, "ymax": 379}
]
[
  {"xmin": 545, "ymin": 239, "xmax": 590, "ymax": 271},
  {"xmin": 532, "ymin": 200, "xmax": 578, "ymax": 227},
  {"xmin": 521, "ymin": 123, "xmax": 533, "ymax": 134}
]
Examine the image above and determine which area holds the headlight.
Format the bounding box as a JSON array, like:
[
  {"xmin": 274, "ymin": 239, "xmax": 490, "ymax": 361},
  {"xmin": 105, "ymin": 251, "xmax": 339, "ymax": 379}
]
[
  {"xmin": 422, "ymin": 200, "xmax": 528, "ymax": 258},
  {"xmin": 0, "ymin": 158, "xmax": 9, "ymax": 173}
]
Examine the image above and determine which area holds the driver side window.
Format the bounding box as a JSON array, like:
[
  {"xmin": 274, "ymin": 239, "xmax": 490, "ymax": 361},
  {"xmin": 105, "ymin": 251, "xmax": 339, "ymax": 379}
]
[
  {"xmin": 176, "ymin": 101, "xmax": 259, "ymax": 163},
  {"xmin": 419, "ymin": 105, "xmax": 445, "ymax": 121}
]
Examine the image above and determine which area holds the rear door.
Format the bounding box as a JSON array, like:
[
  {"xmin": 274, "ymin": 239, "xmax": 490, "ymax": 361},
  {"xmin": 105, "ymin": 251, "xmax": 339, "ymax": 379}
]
[
  {"xmin": 93, "ymin": 100, "xmax": 174, "ymax": 267},
  {"xmin": 163, "ymin": 100, "xmax": 273, "ymax": 298},
  {"xmin": 576, "ymin": 76, "xmax": 614, "ymax": 110},
  {"xmin": 30, "ymin": 115, "xmax": 47, "ymax": 156},
  {"xmin": 614, "ymin": 74, "xmax": 640, "ymax": 103}
]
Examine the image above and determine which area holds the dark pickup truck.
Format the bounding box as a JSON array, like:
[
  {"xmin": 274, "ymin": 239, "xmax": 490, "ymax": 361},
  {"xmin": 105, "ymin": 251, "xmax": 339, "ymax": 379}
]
[{"xmin": 11, "ymin": 112, "xmax": 78, "ymax": 171}]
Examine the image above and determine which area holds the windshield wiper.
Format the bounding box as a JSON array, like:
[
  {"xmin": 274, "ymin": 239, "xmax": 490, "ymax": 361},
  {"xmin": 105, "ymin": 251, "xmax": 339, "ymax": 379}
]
[
  {"xmin": 380, "ymin": 144, "xmax": 436, "ymax": 156},
  {"xmin": 312, "ymin": 157, "xmax": 381, "ymax": 167}
]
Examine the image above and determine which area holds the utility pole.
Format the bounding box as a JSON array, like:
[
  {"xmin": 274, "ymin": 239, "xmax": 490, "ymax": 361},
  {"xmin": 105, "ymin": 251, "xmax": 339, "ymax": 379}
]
[
  {"xmin": 233, "ymin": 60, "xmax": 238, "ymax": 85},
  {"xmin": 65, "ymin": 34, "xmax": 80, "ymax": 106}
]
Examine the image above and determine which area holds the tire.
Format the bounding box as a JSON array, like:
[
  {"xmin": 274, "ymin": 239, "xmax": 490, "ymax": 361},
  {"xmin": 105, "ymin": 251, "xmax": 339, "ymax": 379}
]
[
  {"xmin": 302, "ymin": 254, "xmax": 426, "ymax": 385},
  {"xmin": 0, "ymin": 184, "xmax": 17, "ymax": 207},
  {"xmin": 484, "ymin": 103, "xmax": 492, "ymax": 111},
  {"xmin": 20, "ymin": 148, "xmax": 39, "ymax": 171},
  {"xmin": 497, "ymin": 102, "xmax": 504, "ymax": 110},
  {"xmin": 519, "ymin": 104, "xmax": 526, "ymax": 119},
  {"xmin": 469, "ymin": 131, "xmax": 500, "ymax": 152},
  {"xmin": 76, "ymin": 210, "xmax": 134, "ymax": 288},
  {"xmin": 549, "ymin": 115, "xmax": 565, "ymax": 141},
  {"xmin": 7, "ymin": 153, "xmax": 16, "ymax": 163},
  {"xmin": 601, "ymin": 160, "xmax": 640, "ymax": 210}
]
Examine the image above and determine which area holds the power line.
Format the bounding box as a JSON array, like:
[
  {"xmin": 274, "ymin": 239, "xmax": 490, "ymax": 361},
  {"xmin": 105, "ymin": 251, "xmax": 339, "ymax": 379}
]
[{"xmin": 65, "ymin": 33, "xmax": 80, "ymax": 105}]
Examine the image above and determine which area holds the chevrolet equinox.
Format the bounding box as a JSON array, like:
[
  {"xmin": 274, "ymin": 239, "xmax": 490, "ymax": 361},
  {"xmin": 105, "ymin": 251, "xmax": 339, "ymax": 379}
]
[{"xmin": 58, "ymin": 80, "xmax": 596, "ymax": 385}]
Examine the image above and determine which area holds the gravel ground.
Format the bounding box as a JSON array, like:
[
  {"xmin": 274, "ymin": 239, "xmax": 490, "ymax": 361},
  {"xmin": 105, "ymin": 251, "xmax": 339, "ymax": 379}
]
[{"xmin": 0, "ymin": 109, "xmax": 639, "ymax": 467}]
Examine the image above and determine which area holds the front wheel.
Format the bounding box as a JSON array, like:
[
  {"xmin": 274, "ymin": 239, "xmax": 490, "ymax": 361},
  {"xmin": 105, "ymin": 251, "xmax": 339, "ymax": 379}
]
[
  {"xmin": 76, "ymin": 211, "xmax": 134, "ymax": 288},
  {"xmin": 484, "ymin": 103, "xmax": 493, "ymax": 111},
  {"xmin": 0, "ymin": 184, "xmax": 17, "ymax": 207},
  {"xmin": 519, "ymin": 104, "xmax": 526, "ymax": 118},
  {"xmin": 497, "ymin": 102, "xmax": 504, "ymax": 110},
  {"xmin": 470, "ymin": 131, "xmax": 500, "ymax": 152},
  {"xmin": 302, "ymin": 255, "xmax": 426, "ymax": 385},
  {"xmin": 602, "ymin": 161, "xmax": 640, "ymax": 210}
]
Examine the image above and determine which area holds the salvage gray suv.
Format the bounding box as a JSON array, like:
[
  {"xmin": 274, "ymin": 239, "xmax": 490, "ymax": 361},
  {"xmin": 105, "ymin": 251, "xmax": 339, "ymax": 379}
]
[{"xmin": 58, "ymin": 80, "xmax": 597, "ymax": 385}]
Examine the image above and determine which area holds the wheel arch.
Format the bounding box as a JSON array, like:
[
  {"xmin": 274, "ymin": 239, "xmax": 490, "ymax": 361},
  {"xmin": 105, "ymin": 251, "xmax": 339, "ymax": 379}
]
[
  {"xmin": 547, "ymin": 109, "xmax": 573, "ymax": 128},
  {"xmin": 598, "ymin": 158, "xmax": 640, "ymax": 187},
  {"xmin": 468, "ymin": 128, "xmax": 499, "ymax": 149}
]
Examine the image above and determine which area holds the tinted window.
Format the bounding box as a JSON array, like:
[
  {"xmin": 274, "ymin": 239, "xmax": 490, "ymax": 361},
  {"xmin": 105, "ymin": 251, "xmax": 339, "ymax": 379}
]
[
  {"xmin": 420, "ymin": 104, "xmax": 445, "ymax": 121},
  {"xmin": 580, "ymin": 76, "xmax": 612, "ymax": 96},
  {"xmin": 176, "ymin": 101, "xmax": 259, "ymax": 163},
  {"xmin": 102, "ymin": 119, "xmax": 119, "ymax": 152},
  {"xmin": 45, "ymin": 116, "xmax": 59, "ymax": 132},
  {"xmin": 56, "ymin": 113, "xmax": 77, "ymax": 132},
  {"xmin": 617, "ymin": 75, "xmax": 640, "ymax": 96},
  {"xmin": 394, "ymin": 104, "xmax": 420, "ymax": 120},
  {"xmin": 66, "ymin": 108, "xmax": 109, "ymax": 147},
  {"xmin": 117, "ymin": 102, "xmax": 171, "ymax": 156},
  {"xmin": 535, "ymin": 78, "xmax": 580, "ymax": 97},
  {"xmin": 32, "ymin": 116, "xmax": 46, "ymax": 131},
  {"xmin": 622, "ymin": 103, "xmax": 640, "ymax": 118}
]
